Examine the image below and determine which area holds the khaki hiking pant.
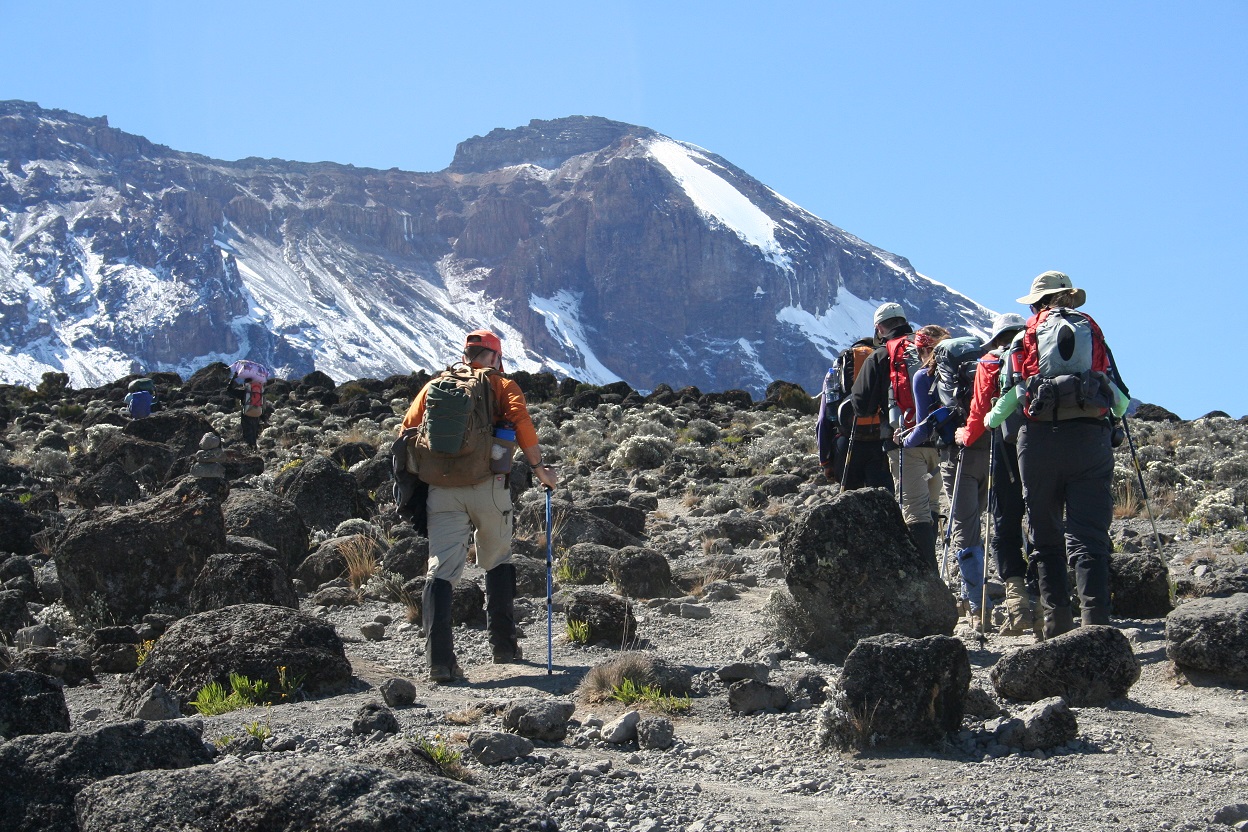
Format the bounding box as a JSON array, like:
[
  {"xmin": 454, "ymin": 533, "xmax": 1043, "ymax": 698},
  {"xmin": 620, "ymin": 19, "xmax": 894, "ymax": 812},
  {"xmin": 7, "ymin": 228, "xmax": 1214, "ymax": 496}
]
[
  {"xmin": 889, "ymin": 445, "xmax": 943, "ymax": 527},
  {"xmin": 426, "ymin": 475, "xmax": 514, "ymax": 584}
]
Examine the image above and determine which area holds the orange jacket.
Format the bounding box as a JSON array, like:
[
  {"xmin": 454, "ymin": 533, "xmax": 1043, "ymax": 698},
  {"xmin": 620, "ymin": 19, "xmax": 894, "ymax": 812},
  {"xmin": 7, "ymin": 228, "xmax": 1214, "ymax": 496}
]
[{"xmin": 401, "ymin": 368, "xmax": 540, "ymax": 451}]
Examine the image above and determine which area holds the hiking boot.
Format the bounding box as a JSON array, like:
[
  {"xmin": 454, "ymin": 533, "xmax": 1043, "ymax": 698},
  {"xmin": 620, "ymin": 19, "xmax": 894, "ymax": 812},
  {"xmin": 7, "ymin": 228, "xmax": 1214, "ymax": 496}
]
[
  {"xmin": 998, "ymin": 577, "xmax": 1031, "ymax": 636},
  {"xmin": 428, "ymin": 661, "xmax": 467, "ymax": 684},
  {"xmin": 492, "ymin": 642, "xmax": 524, "ymax": 664},
  {"xmin": 1044, "ymin": 606, "xmax": 1076, "ymax": 639}
]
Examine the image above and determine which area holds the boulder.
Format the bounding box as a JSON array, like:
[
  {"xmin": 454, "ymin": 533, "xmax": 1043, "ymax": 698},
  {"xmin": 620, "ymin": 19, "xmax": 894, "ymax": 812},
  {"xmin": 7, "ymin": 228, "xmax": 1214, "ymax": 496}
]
[
  {"xmin": 1165, "ymin": 593, "xmax": 1248, "ymax": 684},
  {"xmin": 381, "ymin": 536, "xmax": 429, "ymax": 581},
  {"xmin": 0, "ymin": 670, "xmax": 70, "ymax": 738},
  {"xmin": 13, "ymin": 647, "xmax": 96, "ymax": 686},
  {"xmin": 601, "ymin": 709, "xmax": 642, "ymax": 742},
  {"xmin": 55, "ymin": 477, "xmax": 227, "ymax": 623},
  {"xmin": 818, "ymin": 634, "xmax": 970, "ymax": 751},
  {"xmin": 997, "ymin": 696, "xmax": 1079, "ymax": 751},
  {"xmin": 190, "ymin": 552, "xmax": 299, "ymax": 612},
  {"xmin": 87, "ymin": 433, "xmax": 175, "ymax": 481},
  {"xmin": 130, "ymin": 682, "xmax": 182, "ymax": 721},
  {"xmin": 0, "ymin": 497, "xmax": 42, "ymax": 556},
  {"xmin": 222, "ymin": 489, "xmax": 310, "ymax": 573},
  {"xmin": 71, "ymin": 461, "xmax": 141, "ymax": 508},
  {"xmin": 0, "ymin": 719, "xmax": 211, "ymax": 832},
  {"xmin": 352, "ymin": 701, "xmax": 399, "ymax": 735},
  {"xmin": 560, "ymin": 543, "xmax": 613, "ymax": 585},
  {"xmin": 0, "ymin": 589, "xmax": 34, "ymax": 640},
  {"xmin": 775, "ymin": 489, "xmax": 959, "ymax": 662},
  {"xmin": 636, "ymin": 716, "xmax": 675, "ymax": 750},
  {"xmin": 75, "ymin": 756, "xmax": 557, "ymax": 832},
  {"xmin": 122, "ymin": 410, "xmax": 218, "ymax": 461},
  {"xmin": 1110, "ymin": 551, "xmax": 1172, "ymax": 618},
  {"xmin": 469, "ymin": 731, "xmax": 534, "ymax": 764},
  {"xmin": 586, "ymin": 503, "xmax": 647, "ymax": 537},
  {"xmin": 15, "ymin": 623, "xmax": 57, "ymax": 651},
  {"xmin": 716, "ymin": 662, "xmax": 770, "ymax": 685},
  {"xmin": 501, "ymin": 698, "xmax": 576, "ymax": 742},
  {"xmin": 727, "ymin": 679, "xmax": 790, "ymax": 714},
  {"xmin": 517, "ymin": 500, "xmax": 642, "ymax": 549},
  {"xmin": 379, "ymin": 677, "xmax": 417, "ymax": 708},
  {"xmin": 274, "ymin": 454, "xmax": 371, "ymax": 532},
  {"xmin": 565, "ymin": 591, "xmax": 637, "ymax": 646},
  {"xmin": 119, "ymin": 603, "xmax": 352, "ymax": 713},
  {"xmin": 608, "ymin": 546, "xmax": 673, "ymax": 598},
  {"xmin": 990, "ymin": 625, "xmax": 1141, "ymax": 705}
]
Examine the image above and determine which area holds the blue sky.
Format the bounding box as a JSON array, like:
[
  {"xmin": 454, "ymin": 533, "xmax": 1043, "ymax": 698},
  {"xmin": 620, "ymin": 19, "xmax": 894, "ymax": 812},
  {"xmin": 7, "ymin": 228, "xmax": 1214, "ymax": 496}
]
[{"xmin": 3, "ymin": 1, "xmax": 1245, "ymax": 417}]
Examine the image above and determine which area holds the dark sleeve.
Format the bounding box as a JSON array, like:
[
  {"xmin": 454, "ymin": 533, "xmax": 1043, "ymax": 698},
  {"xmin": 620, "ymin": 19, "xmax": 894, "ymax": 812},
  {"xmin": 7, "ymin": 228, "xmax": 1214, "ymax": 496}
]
[{"xmin": 851, "ymin": 348, "xmax": 886, "ymax": 422}]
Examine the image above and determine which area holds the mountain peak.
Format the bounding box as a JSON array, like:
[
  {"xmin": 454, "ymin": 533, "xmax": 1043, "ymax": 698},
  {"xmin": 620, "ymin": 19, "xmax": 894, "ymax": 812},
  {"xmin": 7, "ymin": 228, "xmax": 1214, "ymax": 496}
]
[{"xmin": 448, "ymin": 116, "xmax": 649, "ymax": 174}]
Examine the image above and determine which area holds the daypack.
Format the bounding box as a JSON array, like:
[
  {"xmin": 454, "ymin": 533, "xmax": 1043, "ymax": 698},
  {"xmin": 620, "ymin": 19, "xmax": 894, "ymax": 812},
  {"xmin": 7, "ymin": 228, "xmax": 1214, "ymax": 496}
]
[
  {"xmin": 886, "ymin": 334, "xmax": 921, "ymax": 430},
  {"xmin": 405, "ymin": 364, "xmax": 498, "ymax": 487},
  {"xmin": 834, "ymin": 341, "xmax": 881, "ymax": 436},
  {"xmin": 242, "ymin": 382, "xmax": 264, "ymax": 418},
  {"xmin": 932, "ymin": 336, "xmax": 986, "ymax": 425},
  {"xmin": 128, "ymin": 378, "xmax": 155, "ymax": 393},
  {"xmin": 125, "ymin": 390, "xmax": 153, "ymax": 419},
  {"xmin": 1021, "ymin": 308, "xmax": 1113, "ymax": 421}
]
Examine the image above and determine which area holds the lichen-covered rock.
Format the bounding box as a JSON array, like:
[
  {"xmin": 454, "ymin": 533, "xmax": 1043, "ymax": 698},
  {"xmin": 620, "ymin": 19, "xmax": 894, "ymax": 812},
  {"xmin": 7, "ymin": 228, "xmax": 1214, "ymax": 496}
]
[
  {"xmin": 74, "ymin": 756, "xmax": 557, "ymax": 832},
  {"xmin": 990, "ymin": 625, "xmax": 1140, "ymax": 705},
  {"xmin": 222, "ymin": 489, "xmax": 310, "ymax": 573},
  {"xmin": 0, "ymin": 719, "xmax": 211, "ymax": 832},
  {"xmin": 274, "ymin": 454, "xmax": 371, "ymax": 532},
  {"xmin": 0, "ymin": 670, "xmax": 70, "ymax": 739},
  {"xmin": 564, "ymin": 591, "xmax": 637, "ymax": 646},
  {"xmin": 55, "ymin": 477, "xmax": 227, "ymax": 623},
  {"xmin": 1110, "ymin": 551, "xmax": 1172, "ymax": 618},
  {"xmin": 608, "ymin": 546, "xmax": 673, "ymax": 598},
  {"xmin": 775, "ymin": 489, "xmax": 959, "ymax": 662},
  {"xmin": 1165, "ymin": 593, "xmax": 1248, "ymax": 684},
  {"xmin": 119, "ymin": 603, "xmax": 351, "ymax": 713},
  {"xmin": 817, "ymin": 634, "xmax": 970, "ymax": 750},
  {"xmin": 190, "ymin": 552, "xmax": 299, "ymax": 612}
]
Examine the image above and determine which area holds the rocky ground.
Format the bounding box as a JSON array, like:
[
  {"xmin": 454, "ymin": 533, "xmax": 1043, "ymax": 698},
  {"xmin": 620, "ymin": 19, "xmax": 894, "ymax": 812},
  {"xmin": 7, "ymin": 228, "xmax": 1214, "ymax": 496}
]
[{"xmin": 1, "ymin": 367, "xmax": 1246, "ymax": 832}]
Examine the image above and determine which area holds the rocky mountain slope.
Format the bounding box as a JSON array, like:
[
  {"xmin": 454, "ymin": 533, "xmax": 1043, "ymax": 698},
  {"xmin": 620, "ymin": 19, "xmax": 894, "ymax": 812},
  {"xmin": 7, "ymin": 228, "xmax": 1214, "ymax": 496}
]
[
  {"xmin": 0, "ymin": 371, "xmax": 1245, "ymax": 830},
  {"xmin": 0, "ymin": 101, "xmax": 991, "ymax": 395}
]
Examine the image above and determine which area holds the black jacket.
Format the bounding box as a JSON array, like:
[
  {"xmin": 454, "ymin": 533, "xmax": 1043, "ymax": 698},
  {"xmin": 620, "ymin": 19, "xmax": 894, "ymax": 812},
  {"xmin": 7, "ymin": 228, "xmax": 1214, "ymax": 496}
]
[{"xmin": 850, "ymin": 323, "xmax": 913, "ymax": 435}]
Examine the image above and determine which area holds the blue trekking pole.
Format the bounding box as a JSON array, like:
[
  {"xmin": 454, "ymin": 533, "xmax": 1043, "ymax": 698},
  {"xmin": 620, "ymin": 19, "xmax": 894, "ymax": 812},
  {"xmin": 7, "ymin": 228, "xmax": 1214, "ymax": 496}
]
[{"xmin": 544, "ymin": 486, "xmax": 554, "ymax": 676}]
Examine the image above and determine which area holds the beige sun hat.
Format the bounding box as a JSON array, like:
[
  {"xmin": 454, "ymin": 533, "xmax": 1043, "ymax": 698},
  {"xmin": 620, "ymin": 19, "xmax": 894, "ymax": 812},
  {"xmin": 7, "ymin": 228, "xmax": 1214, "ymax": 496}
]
[
  {"xmin": 1016, "ymin": 271, "xmax": 1086, "ymax": 308},
  {"xmin": 873, "ymin": 302, "xmax": 905, "ymax": 326}
]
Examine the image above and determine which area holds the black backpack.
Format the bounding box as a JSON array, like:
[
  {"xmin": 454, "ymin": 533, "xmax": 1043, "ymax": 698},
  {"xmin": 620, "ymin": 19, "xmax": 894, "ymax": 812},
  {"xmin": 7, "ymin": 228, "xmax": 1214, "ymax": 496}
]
[{"xmin": 932, "ymin": 336, "xmax": 986, "ymax": 427}]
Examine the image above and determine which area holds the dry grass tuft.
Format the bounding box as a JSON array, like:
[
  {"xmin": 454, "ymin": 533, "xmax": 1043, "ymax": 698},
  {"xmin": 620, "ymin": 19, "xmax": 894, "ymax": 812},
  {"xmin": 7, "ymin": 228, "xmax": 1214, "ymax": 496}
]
[
  {"xmin": 445, "ymin": 706, "xmax": 487, "ymax": 726},
  {"xmin": 1114, "ymin": 479, "xmax": 1143, "ymax": 519},
  {"xmin": 340, "ymin": 535, "xmax": 379, "ymax": 590},
  {"xmin": 577, "ymin": 652, "xmax": 661, "ymax": 703}
]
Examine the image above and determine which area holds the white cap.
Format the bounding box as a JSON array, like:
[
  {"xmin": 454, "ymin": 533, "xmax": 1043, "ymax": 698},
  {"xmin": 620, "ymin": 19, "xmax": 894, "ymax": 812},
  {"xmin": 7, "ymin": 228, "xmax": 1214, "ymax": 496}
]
[{"xmin": 873, "ymin": 302, "xmax": 905, "ymax": 327}]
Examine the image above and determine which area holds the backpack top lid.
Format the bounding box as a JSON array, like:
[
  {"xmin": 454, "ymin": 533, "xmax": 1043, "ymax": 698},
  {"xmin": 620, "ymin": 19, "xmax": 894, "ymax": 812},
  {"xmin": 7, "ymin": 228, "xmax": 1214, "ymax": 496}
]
[
  {"xmin": 1033, "ymin": 308, "xmax": 1095, "ymax": 378},
  {"xmin": 128, "ymin": 378, "xmax": 155, "ymax": 393},
  {"xmin": 933, "ymin": 335, "xmax": 986, "ymax": 411}
]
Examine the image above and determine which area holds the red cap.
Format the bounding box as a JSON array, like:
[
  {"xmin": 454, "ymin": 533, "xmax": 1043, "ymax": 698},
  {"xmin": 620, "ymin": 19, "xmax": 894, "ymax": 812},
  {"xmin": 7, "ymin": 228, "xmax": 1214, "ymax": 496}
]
[{"xmin": 464, "ymin": 329, "xmax": 502, "ymax": 356}]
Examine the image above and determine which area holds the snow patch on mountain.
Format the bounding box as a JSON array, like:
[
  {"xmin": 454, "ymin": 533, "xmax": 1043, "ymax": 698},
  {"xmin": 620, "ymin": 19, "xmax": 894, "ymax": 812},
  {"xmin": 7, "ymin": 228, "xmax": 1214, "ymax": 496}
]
[
  {"xmin": 646, "ymin": 138, "xmax": 792, "ymax": 270},
  {"xmin": 529, "ymin": 290, "xmax": 623, "ymax": 386},
  {"xmin": 776, "ymin": 287, "xmax": 884, "ymax": 362}
]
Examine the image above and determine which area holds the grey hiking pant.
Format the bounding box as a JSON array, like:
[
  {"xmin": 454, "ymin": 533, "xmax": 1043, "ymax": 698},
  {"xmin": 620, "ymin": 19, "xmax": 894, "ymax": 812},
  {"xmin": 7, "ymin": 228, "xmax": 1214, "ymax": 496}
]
[
  {"xmin": 1017, "ymin": 419, "xmax": 1114, "ymax": 616},
  {"xmin": 940, "ymin": 443, "xmax": 989, "ymax": 553}
]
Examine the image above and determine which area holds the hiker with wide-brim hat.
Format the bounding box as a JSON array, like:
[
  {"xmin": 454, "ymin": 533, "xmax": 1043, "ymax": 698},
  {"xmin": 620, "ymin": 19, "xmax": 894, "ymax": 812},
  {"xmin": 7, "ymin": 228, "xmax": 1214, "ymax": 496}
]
[
  {"xmin": 986, "ymin": 272, "xmax": 1129, "ymax": 638},
  {"xmin": 400, "ymin": 329, "xmax": 557, "ymax": 683},
  {"xmin": 956, "ymin": 312, "xmax": 1041, "ymax": 638}
]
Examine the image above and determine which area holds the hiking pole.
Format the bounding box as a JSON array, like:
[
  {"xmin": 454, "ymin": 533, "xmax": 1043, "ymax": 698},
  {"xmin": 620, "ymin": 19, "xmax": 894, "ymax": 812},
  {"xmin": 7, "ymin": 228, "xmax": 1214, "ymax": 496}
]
[
  {"xmin": 544, "ymin": 486, "xmax": 554, "ymax": 676},
  {"xmin": 1103, "ymin": 343, "xmax": 1164, "ymax": 555},
  {"xmin": 840, "ymin": 428, "xmax": 857, "ymax": 491},
  {"xmin": 981, "ymin": 436, "xmax": 996, "ymax": 634},
  {"xmin": 1120, "ymin": 415, "xmax": 1165, "ymax": 555},
  {"xmin": 941, "ymin": 448, "xmax": 965, "ymax": 584}
]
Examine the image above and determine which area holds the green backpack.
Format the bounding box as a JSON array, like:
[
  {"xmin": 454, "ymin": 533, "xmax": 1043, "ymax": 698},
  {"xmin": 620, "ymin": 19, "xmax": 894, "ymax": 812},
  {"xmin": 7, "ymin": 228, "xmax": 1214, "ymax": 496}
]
[{"xmin": 405, "ymin": 364, "xmax": 498, "ymax": 487}]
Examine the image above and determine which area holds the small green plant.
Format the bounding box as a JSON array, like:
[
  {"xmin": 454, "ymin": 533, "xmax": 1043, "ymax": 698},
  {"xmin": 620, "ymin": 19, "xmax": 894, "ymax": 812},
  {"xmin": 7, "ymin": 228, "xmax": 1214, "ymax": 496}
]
[
  {"xmin": 276, "ymin": 665, "xmax": 305, "ymax": 701},
  {"xmin": 566, "ymin": 619, "xmax": 591, "ymax": 645},
  {"xmin": 607, "ymin": 679, "xmax": 692, "ymax": 714},
  {"xmin": 554, "ymin": 558, "xmax": 588, "ymax": 585},
  {"xmin": 212, "ymin": 734, "xmax": 236, "ymax": 749},
  {"xmin": 244, "ymin": 713, "xmax": 272, "ymax": 741},
  {"xmin": 191, "ymin": 673, "xmax": 270, "ymax": 716},
  {"xmin": 280, "ymin": 458, "xmax": 304, "ymax": 475},
  {"xmin": 17, "ymin": 492, "xmax": 33, "ymax": 504},
  {"xmin": 135, "ymin": 639, "xmax": 156, "ymax": 667},
  {"xmin": 416, "ymin": 735, "xmax": 469, "ymax": 781}
]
